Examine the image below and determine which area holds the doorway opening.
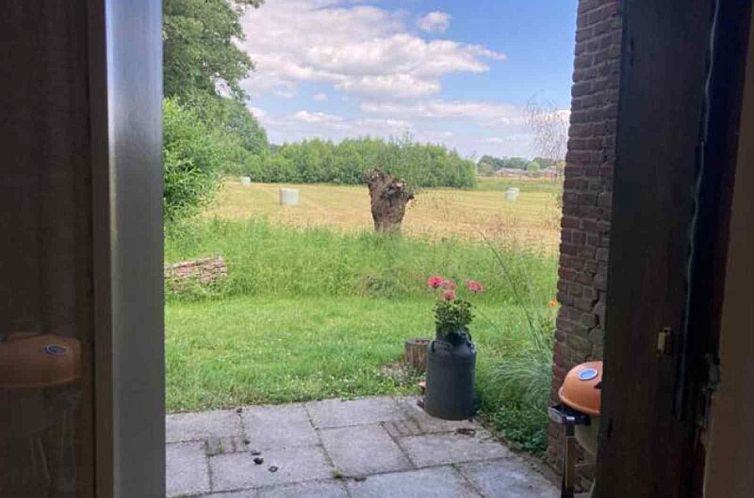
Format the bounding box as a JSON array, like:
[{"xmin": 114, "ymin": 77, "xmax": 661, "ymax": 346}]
[{"xmin": 162, "ymin": 0, "xmax": 576, "ymax": 496}]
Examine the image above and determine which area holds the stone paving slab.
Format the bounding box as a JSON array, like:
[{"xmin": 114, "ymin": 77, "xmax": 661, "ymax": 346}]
[
  {"xmin": 381, "ymin": 418, "xmax": 424, "ymax": 438},
  {"xmin": 396, "ymin": 396, "xmax": 481, "ymax": 434},
  {"xmin": 166, "ymin": 409, "xmax": 243, "ymax": 443},
  {"xmin": 166, "ymin": 442, "xmax": 210, "ymax": 497},
  {"xmin": 320, "ymin": 424, "xmax": 412, "ymax": 476},
  {"xmin": 210, "ymin": 446, "xmax": 333, "ymax": 491},
  {"xmin": 257, "ymin": 480, "xmax": 349, "ymax": 498},
  {"xmin": 397, "ymin": 430, "xmax": 510, "ymax": 468},
  {"xmin": 242, "ymin": 403, "xmax": 319, "ymax": 450},
  {"xmin": 201, "ymin": 491, "xmax": 258, "ymax": 498},
  {"xmin": 206, "ymin": 436, "xmax": 248, "ymax": 456},
  {"xmin": 306, "ymin": 396, "xmax": 405, "ymax": 429},
  {"xmin": 346, "ymin": 467, "xmax": 482, "ymax": 498},
  {"xmin": 167, "ymin": 396, "xmax": 558, "ymax": 498},
  {"xmin": 458, "ymin": 459, "xmax": 559, "ymax": 498}
]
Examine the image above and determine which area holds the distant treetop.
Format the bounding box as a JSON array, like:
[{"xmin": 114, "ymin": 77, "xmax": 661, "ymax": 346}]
[{"xmin": 163, "ymin": 0, "xmax": 264, "ymax": 101}]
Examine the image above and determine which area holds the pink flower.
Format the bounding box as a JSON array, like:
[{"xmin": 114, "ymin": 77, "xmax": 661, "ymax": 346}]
[
  {"xmin": 441, "ymin": 279, "xmax": 457, "ymax": 290},
  {"xmin": 466, "ymin": 280, "xmax": 484, "ymax": 293},
  {"xmin": 427, "ymin": 275, "xmax": 445, "ymax": 289},
  {"xmin": 442, "ymin": 289, "xmax": 457, "ymax": 301}
]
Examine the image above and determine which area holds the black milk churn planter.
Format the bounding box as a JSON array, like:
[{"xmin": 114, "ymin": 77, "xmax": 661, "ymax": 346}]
[{"xmin": 424, "ymin": 332, "xmax": 476, "ymax": 420}]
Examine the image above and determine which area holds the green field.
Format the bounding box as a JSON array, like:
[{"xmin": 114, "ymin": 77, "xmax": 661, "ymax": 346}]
[{"xmin": 166, "ymin": 180, "xmax": 560, "ymax": 454}]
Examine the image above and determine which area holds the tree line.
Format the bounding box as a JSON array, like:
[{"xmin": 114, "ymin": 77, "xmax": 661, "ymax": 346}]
[
  {"xmin": 225, "ymin": 136, "xmax": 477, "ymax": 189},
  {"xmin": 477, "ymin": 155, "xmax": 558, "ymax": 177}
]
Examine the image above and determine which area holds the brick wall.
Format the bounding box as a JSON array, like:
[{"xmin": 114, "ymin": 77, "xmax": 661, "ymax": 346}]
[{"xmin": 548, "ymin": 0, "xmax": 623, "ymax": 467}]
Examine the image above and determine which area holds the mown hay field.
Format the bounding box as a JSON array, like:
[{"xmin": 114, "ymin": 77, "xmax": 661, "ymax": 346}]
[{"xmin": 205, "ymin": 180, "xmax": 562, "ymax": 250}]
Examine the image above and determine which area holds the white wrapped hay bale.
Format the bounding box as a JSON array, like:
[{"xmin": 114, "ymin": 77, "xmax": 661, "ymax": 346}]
[
  {"xmin": 279, "ymin": 188, "xmax": 300, "ymax": 206},
  {"xmin": 505, "ymin": 187, "xmax": 520, "ymax": 202},
  {"xmin": 239, "ymin": 176, "xmax": 251, "ymax": 186}
]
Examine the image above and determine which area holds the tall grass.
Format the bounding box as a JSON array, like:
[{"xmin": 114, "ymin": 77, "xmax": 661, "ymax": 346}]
[
  {"xmin": 473, "ymin": 237, "xmax": 557, "ymax": 455},
  {"xmin": 165, "ymin": 219, "xmax": 557, "ymax": 304},
  {"xmin": 477, "ymin": 313, "xmax": 554, "ymax": 454}
]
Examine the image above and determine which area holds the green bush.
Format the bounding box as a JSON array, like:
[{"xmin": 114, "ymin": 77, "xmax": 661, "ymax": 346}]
[
  {"xmin": 171, "ymin": 92, "xmax": 269, "ymax": 178},
  {"xmin": 163, "ymin": 98, "xmax": 225, "ymax": 222},
  {"xmin": 527, "ymin": 161, "xmax": 542, "ymax": 177}
]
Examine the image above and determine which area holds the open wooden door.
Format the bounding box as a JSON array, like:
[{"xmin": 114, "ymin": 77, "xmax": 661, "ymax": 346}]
[{"xmin": 595, "ymin": 1, "xmax": 752, "ymax": 497}]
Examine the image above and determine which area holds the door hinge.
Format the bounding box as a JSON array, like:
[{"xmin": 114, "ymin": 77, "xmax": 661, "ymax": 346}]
[{"xmin": 698, "ymin": 355, "xmax": 721, "ymax": 430}]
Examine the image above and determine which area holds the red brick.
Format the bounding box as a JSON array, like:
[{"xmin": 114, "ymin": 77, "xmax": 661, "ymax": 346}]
[{"xmin": 561, "ymin": 216, "xmax": 580, "ymax": 229}]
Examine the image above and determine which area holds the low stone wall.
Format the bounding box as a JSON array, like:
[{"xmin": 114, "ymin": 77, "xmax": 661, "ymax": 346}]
[{"xmin": 165, "ymin": 256, "xmax": 228, "ymax": 288}]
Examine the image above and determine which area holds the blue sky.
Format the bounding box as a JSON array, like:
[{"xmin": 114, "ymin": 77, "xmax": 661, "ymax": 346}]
[{"xmin": 239, "ymin": 0, "xmax": 577, "ymax": 158}]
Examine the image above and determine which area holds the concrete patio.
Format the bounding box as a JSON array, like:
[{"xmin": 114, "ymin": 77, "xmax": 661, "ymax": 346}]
[{"xmin": 166, "ymin": 396, "xmax": 558, "ymax": 498}]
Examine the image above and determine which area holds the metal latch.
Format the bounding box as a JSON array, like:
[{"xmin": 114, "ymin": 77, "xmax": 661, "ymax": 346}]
[{"xmin": 657, "ymin": 327, "xmax": 673, "ymax": 355}]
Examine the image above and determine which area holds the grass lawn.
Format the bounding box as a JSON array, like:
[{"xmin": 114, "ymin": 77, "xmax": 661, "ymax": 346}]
[
  {"xmin": 166, "ymin": 296, "xmax": 538, "ymax": 411},
  {"xmin": 166, "ymin": 294, "xmax": 555, "ymax": 454}
]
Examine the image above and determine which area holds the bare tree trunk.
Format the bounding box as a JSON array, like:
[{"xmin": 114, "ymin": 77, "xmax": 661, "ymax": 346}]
[{"xmin": 365, "ymin": 169, "xmax": 414, "ymax": 233}]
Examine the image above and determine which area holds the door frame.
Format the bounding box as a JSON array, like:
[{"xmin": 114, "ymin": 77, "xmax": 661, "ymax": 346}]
[{"xmin": 88, "ymin": 0, "xmax": 165, "ymax": 496}]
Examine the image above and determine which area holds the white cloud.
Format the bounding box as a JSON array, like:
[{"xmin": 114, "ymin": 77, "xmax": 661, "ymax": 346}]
[
  {"xmin": 356, "ymin": 99, "xmax": 541, "ymax": 156},
  {"xmin": 336, "ymin": 74, "xmax": 440, "ymax": 99},
  {"xmin": 249, "ymin": 97, "xmax": 543, "ymax": 156},
  {"xmin": 239, "ymin": 1, "xmax": 505, "ymax": 100},
  {"xmin": 360, "ymin": 99, "xmax": 525, "ymax": 125},
  {"xmin": 356, "ymin": 118, "xmax": 413, "ymax": 131},
  {"xmin": 292, "ymin": 110, "xmax": 344, "ymax": 123},
  {"xmin": 237, "ymin": 1, "xmax": 548, "ymax": 158},
  {"xmin": 484, "ymin": 134, "xmax": 531, "ymax": 144},
  {"xmin": 247, "ymin": 106, "xmax": 268, "ymax": 118},
  {"xmin": 417, "ymin": 11, "xmax": 452, "ymax": 33},
  {"xmin": 253, "ymin": 109, "xmax": 410, "ymax": 144}
]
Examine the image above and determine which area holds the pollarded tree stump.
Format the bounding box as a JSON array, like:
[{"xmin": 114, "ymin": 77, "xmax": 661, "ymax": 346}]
[
  {"xmin": 365, "ymin": 169, "xmax": 414, "ymax": 233},
  {"xmin": 404, "ymin": 338, "xmax": 430, "ymax": 373}
]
